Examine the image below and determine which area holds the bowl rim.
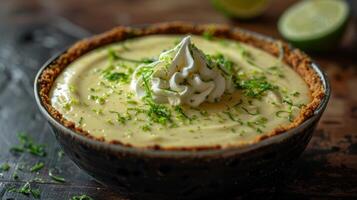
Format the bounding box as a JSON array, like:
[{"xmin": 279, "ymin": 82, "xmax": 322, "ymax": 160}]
[{"xmin": 34, "ymin": 23, "xmax": 330, "ymax": 158}]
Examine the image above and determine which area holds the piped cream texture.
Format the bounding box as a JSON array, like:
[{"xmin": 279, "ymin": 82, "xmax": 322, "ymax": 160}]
[
  {"xmin": 50, "ymin": 35, "xmax": 311, "ymax": 148},
  {"xmin": 131, "ymin": 36, "xmax": 234, "ymax": 107}
]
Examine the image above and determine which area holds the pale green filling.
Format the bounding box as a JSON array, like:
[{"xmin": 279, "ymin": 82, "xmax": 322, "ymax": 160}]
[{"xmin": 50, "ymin": 35, "xmax": 311, "ymax": 148}]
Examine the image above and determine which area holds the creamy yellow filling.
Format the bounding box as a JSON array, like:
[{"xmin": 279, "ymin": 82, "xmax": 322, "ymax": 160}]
[{"xmin": 50, "ymin": 35, "xmax": 311, "ymax": 148}]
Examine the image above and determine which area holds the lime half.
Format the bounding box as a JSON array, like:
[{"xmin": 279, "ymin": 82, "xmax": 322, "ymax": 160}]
[
  {"xmin": 212, "ymin": 0, "xmax": 270, "ymax": 19},
  {"xmin": 278, "ymin": 0, "xmax": 350, "ymax": 51}
]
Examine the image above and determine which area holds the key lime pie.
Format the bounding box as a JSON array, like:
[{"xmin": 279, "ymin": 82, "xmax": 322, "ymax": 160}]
[{"xmin": 38, "ymin": 23, "xmax": 324, "ymax": 150}]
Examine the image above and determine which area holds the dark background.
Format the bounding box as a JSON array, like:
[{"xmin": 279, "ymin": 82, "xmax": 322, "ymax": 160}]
[{"xmin": 0, "ymin": 0, "xmax": 356, "ymax": 199}]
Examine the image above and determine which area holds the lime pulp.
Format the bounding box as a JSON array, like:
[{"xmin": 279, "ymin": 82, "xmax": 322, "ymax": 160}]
[{"xmin": 278, "ymin": 0, "xmax": 350, "ymax": 51}]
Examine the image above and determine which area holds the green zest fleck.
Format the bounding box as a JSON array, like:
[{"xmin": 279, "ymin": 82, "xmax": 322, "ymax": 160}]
[
  {"xmin": 109, "ymin": 111, "xmax": 131, "ymax": 124},
  {"xmin": 103, "ymin": 49, "xmax": 155, "ymax": 85},
  {"xmin": 241, "ymin": 107, "xmax": 259, "ymax": 115},
  {"xmin": 106, "ymin": 119, "xmax": 114, "ymax": 125},
  {"xmin": 223, "ymin": 111, "xmax": 236, "ymax": 121},
  {"xmin": 206, "ymin": 53, "xmax": 234, "ymax": 75},
  {"xmin": 223, "ymin": 111, "xmax": 244, "ymax": 125},
  {"xmin": 1, "ymin": 163, "xmax": 10, "ymax": 172},
  {"xmin": 7, "ymin": 182, "xmax": 41, "ymax": 199},
  {"xmin": 138, "ymin": 69, "xmax": 173, "ymax": 125},
  {"xmin": 282, "ymin": 97, "xmax": 293, "ymax": 106},
  {"xmin": 30, "ymin": 162, "xmax": 44, "ymax": 172},
  {"xmin": 247, "ymin": 117, "xmax": 268, "ymax": 133},
  {"xmin": 104, "ymin": 72, "xmax": 129, "ymax": 82},
  {"xmin": 71, "ymin": 194, "xmax": 94, "ymax": 200},
  {"xmin": 146, "ymin": 100, "xmax": 172, "ymax": 125},
  {"xmin": 237, "ymin": 43, "xmax": 255, "ymax": 63},
  {"xmin": 30, "ymin": 188, "xmax": 41, "ymax": 199},
  {"xmin": 292, "ymin": 91, "xmax": 300, "ymax": 97},
  {"xmin": 16, "ymin": 183, "xmax": 31, "ymax": 194},
  {"xmin": 239, "ymin": 130, "xmax": 247, "ymax": 136},
  {"xmin": 137, "ymin": 66, "xmax": 154, "ymax": 80},
  {"xmin": 9, "ymin": 146, "xmax": 24, "ymax": 153},
  {"xmin": 235, "ymin": 77, "xmax": 276, "ymax": 99},
  {"xmin": 92, "ymin": 108, "xmax": 103, "ymax": 115},
  {"xmin": 127, "ymin": 100, "xmax": 138, "ymax": 105},
  {"xmin": 141, "ymin": 58, "xmax": 156, "ymax": 64},
  {"xmin": 12, "ymin": 172, "xmax": 19, "ymax": 180},
  {"xmin": 214, "ymin": 53, "xmax": 234, "ymax": 74},
  {"xmin": 202, "ymin": 31, "xmax": 214, "ymax": 40},
  {"xmin": 276, "ymin": 110, "xmax": 294, "ymax": 122},
  {"xmin": 108, "ymin": 48, "xmax": 155, "ymax": 64},
  {"xmin": 141, "ymin": 73, "xmax": 153, "ymax": 98},
  {"xmin": 78, "ymin": 117, "xmax": 84, "ymax": 126},
  {"xmin": 268, "ymin": 66, "xmax": 285, "ymax": 78},
  {"xmin": 108, "ymin": 48, "xmax": 119, "ymax": 62},
  {"xmin": 174, "ymin": 106, "xmax": 190, "ymax": 121},
  {"xmin": 141, "ymin": 124, "xmax": 151, "ymax": 132},
  {"xmin": 240, "ymin": 47, "xmax": 264, "ymax": 71},
  {"xmin": 62, "ymin": 97, "xmax": 79, "ymax": 111},
  {"xmin": 10, "ymin": 133, "xmax": 46, "ymax": 157},
  {"xmin": 199, "ymin": 110, "xmax": 209, "ymax": 117},
  {"xmin": 234, "ymin": 99, "xmax": 243, "ymax": 107},
  {"xmin": 69, "ymin": 85, "xmax": 77, "ymax": 93},
  {"xmin": 89, "ymin": 95, "xmax": 106, "ymax": 105},
  {"xmin": 49, "ymin": 169, "xmax": 66, "ymax": 183}
]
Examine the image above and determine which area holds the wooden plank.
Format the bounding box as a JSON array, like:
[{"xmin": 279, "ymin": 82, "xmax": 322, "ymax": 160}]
[{"xmin": 0, "ymin": 0, "xmax": 356, "ymax": 199}]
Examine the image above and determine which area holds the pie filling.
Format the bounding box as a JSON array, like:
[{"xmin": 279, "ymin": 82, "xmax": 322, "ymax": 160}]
[{"xmin": 50, "ymin": 35, "xmax": 311, "ymax": 148}]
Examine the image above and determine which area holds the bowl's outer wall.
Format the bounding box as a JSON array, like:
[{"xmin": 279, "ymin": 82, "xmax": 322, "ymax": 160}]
[{"xmin": 48, "ymin": 113, "xmax": 320, "ymax": 199}]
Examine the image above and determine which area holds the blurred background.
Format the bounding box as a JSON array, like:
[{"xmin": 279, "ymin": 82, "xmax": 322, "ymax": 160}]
[
  {"xmin": 1, "ymin": 0, "xmax": 356, "ymax": 39},
  {"xmin": 0, "ymin": 0, "xmax": 357, "ymax": 199},
  {"xmin": 1, "ymin": 0, "xmax": 356, "ymax": 71}
]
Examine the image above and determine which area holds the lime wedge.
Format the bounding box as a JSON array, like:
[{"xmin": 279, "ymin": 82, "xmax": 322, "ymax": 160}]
[
  {"xmin": 278, "ymin": 0, "xmax": 350, "ymax": 51},
  {"xmin": 212, "ymin": 0, "xmax": 270, "ymax": 19}
]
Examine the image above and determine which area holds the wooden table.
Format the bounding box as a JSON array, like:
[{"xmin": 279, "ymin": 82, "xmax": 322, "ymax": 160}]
[{"xmin": 0, "ymin": 0, "xmax": 356, "ymax": 199}]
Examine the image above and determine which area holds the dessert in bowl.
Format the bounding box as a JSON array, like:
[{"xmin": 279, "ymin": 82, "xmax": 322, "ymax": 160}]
[{"xmin": 35, "ymin": 22, "xmax": 329, "ymax": 199}]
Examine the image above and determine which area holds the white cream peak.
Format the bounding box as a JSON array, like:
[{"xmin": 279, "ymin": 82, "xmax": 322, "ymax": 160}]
[{"xmin": 131, "ymin": 36, "xmax": 234, "ymax": 107}]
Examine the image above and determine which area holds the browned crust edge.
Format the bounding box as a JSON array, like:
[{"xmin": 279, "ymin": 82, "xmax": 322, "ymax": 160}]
[{"xmin": 38, "ymin": 22, "xmax": 325, "ymax": 151}]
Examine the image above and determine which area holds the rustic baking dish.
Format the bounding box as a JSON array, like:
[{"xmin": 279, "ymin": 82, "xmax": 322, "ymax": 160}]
[{"xmin": 34, "ymin": 22, "xmax": 330, "ymax": 199}]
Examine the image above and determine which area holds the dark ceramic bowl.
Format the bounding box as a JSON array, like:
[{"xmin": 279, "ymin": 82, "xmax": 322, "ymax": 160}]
[{"xmin": 34, "ymin": 25, "xmax": 330, "ymax": 199}]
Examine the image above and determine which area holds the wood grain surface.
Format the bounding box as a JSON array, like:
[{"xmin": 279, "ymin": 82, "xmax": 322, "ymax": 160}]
[{"xmin": 0, "ymin": 0, "xmax": 356, "ymax": 199}]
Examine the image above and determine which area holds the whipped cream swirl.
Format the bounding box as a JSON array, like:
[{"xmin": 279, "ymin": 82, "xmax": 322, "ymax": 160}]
[{"xmin": 131, "ymin": 36, "xmax": 234, "ymax": 107}]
